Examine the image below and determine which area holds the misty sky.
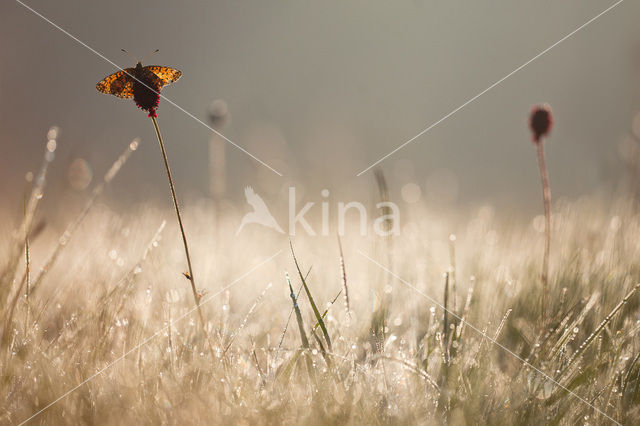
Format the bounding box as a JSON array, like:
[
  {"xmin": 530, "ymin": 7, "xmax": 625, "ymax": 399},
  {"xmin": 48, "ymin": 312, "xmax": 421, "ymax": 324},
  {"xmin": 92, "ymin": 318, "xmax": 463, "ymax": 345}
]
[{"xmin": 1, "ymin": 0, "xmax": 639, "ymax": 216}]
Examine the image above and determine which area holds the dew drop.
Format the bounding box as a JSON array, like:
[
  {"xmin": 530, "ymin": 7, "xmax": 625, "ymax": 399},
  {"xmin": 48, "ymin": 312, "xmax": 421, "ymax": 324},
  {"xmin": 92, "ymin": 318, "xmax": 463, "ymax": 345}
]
[
  {"xmin": 47, "ymin": 127, "xmax": 59, "ymax": 140},
  {"xmin": 46, "ymin": 139, "xmax": 57, "ymax": 152}
]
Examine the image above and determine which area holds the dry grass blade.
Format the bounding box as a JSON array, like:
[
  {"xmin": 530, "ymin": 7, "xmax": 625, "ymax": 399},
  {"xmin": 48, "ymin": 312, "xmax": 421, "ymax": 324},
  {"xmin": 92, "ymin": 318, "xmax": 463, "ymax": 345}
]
[
  {"xmin": 622, "ymin": 352, "xmax": 640, "ymax": 395},
  {"xmin": 286, "ymin": 272, "xmax": 316, "ymax": 384},
  {"xmin": 286, "ymin": 272, "xmax": 309, "ymax": 350},
  {"xmin": 275, "ymin": 267, "xmax": 311, "ymax": 358},
  {"xmin": 310, "ymin": 289, "xmax": 342, "ymax": 334},
  {"xmin": 337, "ymin": 234, "xmax": 350, "ymax": 319},
  {"xmin": 442, "ymin": 272, "xmax": 450, "ymax": 350},
  {"xmin": 223, "ymin": 282, "xmax": 272, "ymax": 355},
  {"xmin": 494, "ymin": 308, "xmax": 513, "ymax": 341},
  {"xmin": 549, "ymin": 292, "xmax": 599, "ymax": 360},
  {"xmin": 448, "ymin": 234, "xmax": 457, "ymax": 313},
  {"xmin": 455, "ymin": 276, "xmax": 476, "ymax": 340},
  {"xmin": 23, "ymin": 182, "xmax": 31, "ymax": 329}
]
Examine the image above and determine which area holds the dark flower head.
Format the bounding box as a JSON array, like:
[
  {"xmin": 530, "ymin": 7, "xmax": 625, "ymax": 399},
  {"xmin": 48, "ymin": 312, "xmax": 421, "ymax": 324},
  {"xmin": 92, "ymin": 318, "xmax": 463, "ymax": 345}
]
[
  {"xmin": 133, "ymin": 82, "xmax": 160, "ymax": 117},
  {"xmin": 529, "ymin": 104, "xmax": 553, "ymax": 143},
  {"xmin": 133, "ymin": 64, "xmax": 161, "ymax": 117}
]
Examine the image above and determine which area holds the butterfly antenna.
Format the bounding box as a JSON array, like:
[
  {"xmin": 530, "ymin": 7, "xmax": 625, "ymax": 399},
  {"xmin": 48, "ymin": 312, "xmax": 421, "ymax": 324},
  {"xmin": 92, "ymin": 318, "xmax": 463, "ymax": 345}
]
[
  {"xmin": 121, "ymin": 49, "xmax": 139, "ymax": 63},
  {"xmin": 140, "ymin": 49, "xmax": 160, "ymax": 64}
]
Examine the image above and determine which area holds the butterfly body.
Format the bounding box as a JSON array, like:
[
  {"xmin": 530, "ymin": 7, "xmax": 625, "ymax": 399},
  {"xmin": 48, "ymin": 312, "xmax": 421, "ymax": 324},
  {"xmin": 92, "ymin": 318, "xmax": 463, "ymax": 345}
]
[{"xmin": 96, "ymin": 62, "xmax": 182, "ymax": 117}]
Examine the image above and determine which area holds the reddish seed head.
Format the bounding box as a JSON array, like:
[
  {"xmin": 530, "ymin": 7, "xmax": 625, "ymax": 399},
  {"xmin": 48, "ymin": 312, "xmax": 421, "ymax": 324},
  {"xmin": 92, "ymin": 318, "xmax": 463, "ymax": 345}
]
[
  {"xmin": 133, "ymin": 78, "xmax": 161, "ymax": 118},
  {"xmin": 529, "ymin": 104, "xmax": 553, "ymax": 143}
]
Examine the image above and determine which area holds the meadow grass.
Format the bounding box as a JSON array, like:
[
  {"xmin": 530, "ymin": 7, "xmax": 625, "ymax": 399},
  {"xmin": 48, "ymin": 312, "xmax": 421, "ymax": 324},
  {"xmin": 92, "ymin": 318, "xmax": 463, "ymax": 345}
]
[{"xmin": 1, "ymin": 162, "xmax": 640, "ymax": 424}]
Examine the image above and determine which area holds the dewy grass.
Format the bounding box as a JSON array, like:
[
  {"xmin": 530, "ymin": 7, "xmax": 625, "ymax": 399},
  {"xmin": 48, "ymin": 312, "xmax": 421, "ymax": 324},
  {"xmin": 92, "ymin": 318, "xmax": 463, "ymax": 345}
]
[
  {"xmin": 5, "ymin": 106, "xmax": 640, "ymax": 424},
  {"xmin": 4, "ymin": 195, "xmax": 640, "ymax": 425},
  {"xmin": 561, "ymin": 283, "xmax": 640, "ymax": 379}
]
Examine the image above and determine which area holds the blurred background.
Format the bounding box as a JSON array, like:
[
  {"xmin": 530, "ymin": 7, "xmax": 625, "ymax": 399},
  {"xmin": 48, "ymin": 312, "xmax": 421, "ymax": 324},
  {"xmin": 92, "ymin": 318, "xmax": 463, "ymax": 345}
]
[{"xmin": 1, "ymin": 0, "xmax": 640, "ymax": 224}]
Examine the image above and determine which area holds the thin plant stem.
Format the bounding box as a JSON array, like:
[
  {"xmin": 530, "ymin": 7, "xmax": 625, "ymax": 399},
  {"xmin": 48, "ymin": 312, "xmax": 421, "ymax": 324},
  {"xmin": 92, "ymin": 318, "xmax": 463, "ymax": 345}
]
[
  {"xmin": 536, "ymin": 140, "xmax": 551, "ymax": 324},
  {"xmin": 337, "ymin": 233, "xmax": 351, "ymax": 320},
  {"xmin": 442, "ymin": 272, "xmax": 450, "ymax": 361},
  {"xmin": 449, "ymin": 234, "xmax": 457, "ymax": 314},
  {"xmin": 23, "ymin": 181, "xmax": 30, "ymax": 330},
  {"xmin": 151, "ymin": 116, "xmax": 215, "ymax": 357}
]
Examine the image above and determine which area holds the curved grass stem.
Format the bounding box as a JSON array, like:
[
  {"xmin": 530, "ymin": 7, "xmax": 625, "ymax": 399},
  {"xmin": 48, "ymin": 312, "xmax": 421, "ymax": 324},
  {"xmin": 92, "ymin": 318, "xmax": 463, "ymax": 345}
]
[{"xmin": 151, "ymin": 116, "xmax": 215, "ymax": 357}]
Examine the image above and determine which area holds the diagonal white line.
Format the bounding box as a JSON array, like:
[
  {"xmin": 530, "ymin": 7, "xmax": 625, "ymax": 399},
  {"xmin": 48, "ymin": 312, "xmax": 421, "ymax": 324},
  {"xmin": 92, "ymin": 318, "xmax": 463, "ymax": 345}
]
[
  {"xmin": 356, "ymin": 0, "xmax": 625, "ymax": 176},
  {"xmin": 18, "ymin": 250, "xmax": 282, "ymax": 425},
  {"xmin": 357, "ymin": 249, "xmax": 621, "ymax": 426},
  {"xmin": 15, "ymin": 0, "xmax": 283, "ymax": 177}
]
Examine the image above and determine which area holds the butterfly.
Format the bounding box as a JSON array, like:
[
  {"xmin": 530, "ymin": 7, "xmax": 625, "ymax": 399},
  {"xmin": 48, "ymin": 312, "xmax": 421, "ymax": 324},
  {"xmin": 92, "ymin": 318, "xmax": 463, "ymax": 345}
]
[{"xmin": 96, "ymin": 62, "xmax": 182, "ymax": 117}]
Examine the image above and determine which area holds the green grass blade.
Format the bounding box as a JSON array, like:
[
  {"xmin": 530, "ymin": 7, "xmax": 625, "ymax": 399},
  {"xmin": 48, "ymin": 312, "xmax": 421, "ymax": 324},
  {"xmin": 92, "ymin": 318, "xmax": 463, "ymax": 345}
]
[{"xmin": 290, "ymin": 241, "xmax": 332, "ymax": 351}]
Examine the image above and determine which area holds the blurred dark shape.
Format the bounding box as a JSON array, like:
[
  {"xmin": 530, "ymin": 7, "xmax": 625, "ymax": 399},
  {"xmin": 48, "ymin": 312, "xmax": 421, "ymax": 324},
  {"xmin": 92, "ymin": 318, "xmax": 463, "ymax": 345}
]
[
  {"xmin": 529, "ymin": 104, "xmax": 554, "ymax": 143},
  {"xmin": 30, "ymin": 220, "xmax": 46, "ymax": 240},
  {"xmin": 207, "ymin": 99, "xmax": 230, "ymax": 200},
  {"xmin": 620, "ymin": 112, "xmax": 640, "ymax": 201},
  {"xmin": 208, "ymin": 99, "xmax": 230, "ymax": 129},
  {"xmin": 67, "ymin": 158, "xmax": 93, "ymax": 191}
]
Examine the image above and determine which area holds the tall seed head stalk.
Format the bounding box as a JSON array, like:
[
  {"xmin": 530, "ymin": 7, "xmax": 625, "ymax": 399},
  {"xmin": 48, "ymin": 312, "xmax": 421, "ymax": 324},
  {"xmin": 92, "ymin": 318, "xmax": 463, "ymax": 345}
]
[
  {"xmin": 529, "ymin": 104, "xmax": 554, "ymax": 325},
  {"xmin": 151, "ymin": 116, "xmax": 215, "ymax": 357}
]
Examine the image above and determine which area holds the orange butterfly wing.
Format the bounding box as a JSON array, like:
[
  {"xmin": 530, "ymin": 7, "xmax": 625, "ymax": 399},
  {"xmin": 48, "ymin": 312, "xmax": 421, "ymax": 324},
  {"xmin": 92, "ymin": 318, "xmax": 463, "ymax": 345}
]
[
  {"xmin": 144, "ymin": 66, "xmax": 182, "ymax": 87},
  {"xmin": 96, "ymin": 68, "xmax": 135, "ymax": 99}
]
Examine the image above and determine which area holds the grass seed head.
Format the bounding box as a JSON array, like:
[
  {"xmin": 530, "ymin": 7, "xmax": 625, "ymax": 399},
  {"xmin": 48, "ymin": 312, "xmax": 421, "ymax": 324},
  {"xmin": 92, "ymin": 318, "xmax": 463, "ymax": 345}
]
[{"xmin": 529, "ymin": 104, "xmax": 553, "ymax": 143}]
